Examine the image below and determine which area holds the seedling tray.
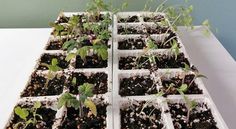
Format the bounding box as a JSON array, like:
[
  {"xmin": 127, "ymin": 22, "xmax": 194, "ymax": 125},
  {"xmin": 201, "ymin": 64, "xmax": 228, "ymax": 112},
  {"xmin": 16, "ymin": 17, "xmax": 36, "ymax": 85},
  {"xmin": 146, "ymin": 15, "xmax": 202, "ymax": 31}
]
[{"xmin": 4, "ymin": 11, "xmax": 228, "ymax": 129}]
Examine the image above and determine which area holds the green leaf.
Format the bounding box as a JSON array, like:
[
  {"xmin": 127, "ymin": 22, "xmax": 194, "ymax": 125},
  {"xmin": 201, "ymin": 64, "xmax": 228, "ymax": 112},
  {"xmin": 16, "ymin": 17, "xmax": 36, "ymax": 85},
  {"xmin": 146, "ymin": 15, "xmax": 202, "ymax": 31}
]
[
  {"xmin": 177, "ymin": 84, "xmax": 188, "ymax": 94},
  {"xmin": 147, "ymin": 39, "xmax": 157, "ymax": 49},
  {"xmin": 79, "ymin": 83, "xmax": 94, "ymax": 101},
  {"xmin": 96, "ymin": 46, "xmax": 108, "ymax": 60},
  {"xmin": 170, "ymin": 39, "xmax": 180, "ymax": 60},
  {"xmin": 84, "ymin": 99, "xmax": 97, "ymax": 116},
  {"xmin": 184, "ymin": 95, "xmax": 197, "ymax": 111},
  {"xmin": 66, "ymin": 53, "xmax": 76, "ymax": 62},
  {"xmin": 51, "ymin": 58, "xmax": 58, "ymax": 66},
  {"xmin": 72, "ymin": 77, "xmax": 77, "ymax": 85},
  {"xmin": 14, "ymin": 106, "xmax": 29, "ymax": 121},
  {"xmin": 58, "ymin": 93, "xmax": 80, "ymax": 109},
  {"xmin": 77, "ymin": 46, "xmax": 90, "ymax": 60},
  {"xmin": 182, "ymin": 63, "xmax": 191, "ymax": 72},
  {"xmin": 33, "ymin": 101, "xmax": 41, "ymax": 109}
]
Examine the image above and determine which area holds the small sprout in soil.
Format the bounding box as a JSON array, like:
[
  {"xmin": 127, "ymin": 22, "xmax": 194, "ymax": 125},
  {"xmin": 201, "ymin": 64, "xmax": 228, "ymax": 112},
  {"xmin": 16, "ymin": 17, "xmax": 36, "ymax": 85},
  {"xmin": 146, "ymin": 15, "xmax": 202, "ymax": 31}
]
[
  {"xmin": 87, "ymin": 0, "xmax": 109, "ymax": 21},
  {"xmin": 41, "ymin": 58, "xmax": 62, "ymax": 87},
  {"xmin": 146, "ymin": 38, "xmax": 158, "ymax": 50},
  {"xmin": 58, "ymin": 83, "xmax": 97, "ymax": 117},
  {"xmin": 183, "ymin": 95, "xmax": 197, "ymax": 124},
  {"xmin": 49, "ymin": 22, "xmax": 67, "ymax": 36},
  {"xmin": 14, "ymin": 101, "xmax": 42, "ymax": 129},
  {"xmin": 170, "ymin": 39, "xmax": 180, "ymax": 60},
  {"xmin": 72, "ymin": 77, "xmax": 77, "ymax": 86}
]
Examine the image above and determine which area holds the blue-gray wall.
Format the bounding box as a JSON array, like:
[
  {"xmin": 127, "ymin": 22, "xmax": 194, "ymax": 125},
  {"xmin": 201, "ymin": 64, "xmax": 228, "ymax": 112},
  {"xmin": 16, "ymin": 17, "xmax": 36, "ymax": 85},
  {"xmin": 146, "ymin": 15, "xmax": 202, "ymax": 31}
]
[{"xmin": 0, "ymin": 0, "xmax": 235, "ymax": 60}]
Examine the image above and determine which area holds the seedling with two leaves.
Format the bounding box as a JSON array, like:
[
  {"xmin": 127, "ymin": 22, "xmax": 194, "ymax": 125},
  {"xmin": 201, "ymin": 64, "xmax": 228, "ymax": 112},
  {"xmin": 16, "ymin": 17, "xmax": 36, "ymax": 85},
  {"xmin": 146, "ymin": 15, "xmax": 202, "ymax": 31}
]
[
  {"xmin": 58, "ymin": 83, "xmax": 97, "ymax": 117},
  {"xmin": 13, "ymin": 101, "xmax": 42, "ymax": 129}
]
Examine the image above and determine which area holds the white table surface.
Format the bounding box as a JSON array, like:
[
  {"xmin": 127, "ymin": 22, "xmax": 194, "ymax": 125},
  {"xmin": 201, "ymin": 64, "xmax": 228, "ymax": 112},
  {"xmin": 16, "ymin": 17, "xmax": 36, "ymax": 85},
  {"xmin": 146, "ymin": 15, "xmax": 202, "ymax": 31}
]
[{"xmin": 0, "ymin": 27, "xmax": 235, "ymax": 129}]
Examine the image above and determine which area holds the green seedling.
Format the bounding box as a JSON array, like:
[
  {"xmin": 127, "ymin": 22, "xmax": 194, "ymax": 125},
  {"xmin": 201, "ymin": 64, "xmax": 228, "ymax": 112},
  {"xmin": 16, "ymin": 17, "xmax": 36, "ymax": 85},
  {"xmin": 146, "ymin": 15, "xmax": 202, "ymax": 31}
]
[
  {"xmin": 49, "ymin": 22, "xmax": 67, "ymax": 36},
  {"xmin": 176, "ymin": 84, "xmax": 197, "ymax": 124},
  {"xmin": 183, "ymin": 95, "xmax": 197, "ymax": 124},
  {"xmin": 87, "ymin": 0, "xmax": 109, "ymax": 22},
  {"xmin": 14, "ymin": 101, "xmax": 42, "ymax": 129},
  {"xmin": 58, "ymin": 83, "xmax": 97, "ymax": 117},
  {"xmin": 41, "ymin": 58, "xmax": 62, "ymax": 87},
  {"xmin": 170, "ymin": 39, "xmax": 180, "ymax": 60}
]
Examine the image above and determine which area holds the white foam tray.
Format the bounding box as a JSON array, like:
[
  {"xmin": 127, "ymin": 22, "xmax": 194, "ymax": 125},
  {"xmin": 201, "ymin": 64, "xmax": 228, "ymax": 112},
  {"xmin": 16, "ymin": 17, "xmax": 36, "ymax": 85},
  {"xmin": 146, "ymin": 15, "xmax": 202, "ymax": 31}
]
[
  {"xmin": 4, "ymin": 11, "xmax": 229, "ymax": 129},
  {"xmin": 113, "ymin": 12, "xmax": 229, "ymax": 129},
  {"xmin": 4, "ymin": 12, "xmax": 113, "ymax": 129}
]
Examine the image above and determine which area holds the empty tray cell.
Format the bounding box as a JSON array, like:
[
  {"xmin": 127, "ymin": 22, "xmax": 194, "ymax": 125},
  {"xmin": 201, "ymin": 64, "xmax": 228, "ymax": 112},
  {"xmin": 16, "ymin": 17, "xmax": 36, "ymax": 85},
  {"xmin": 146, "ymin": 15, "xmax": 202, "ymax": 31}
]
[
  {"xmin": 120, "ymin": 100, "xmax": 165, "ymax": 129},
  {"xmin": 119, "ymin": 72, "xmax": 161, "ymax": 96}
]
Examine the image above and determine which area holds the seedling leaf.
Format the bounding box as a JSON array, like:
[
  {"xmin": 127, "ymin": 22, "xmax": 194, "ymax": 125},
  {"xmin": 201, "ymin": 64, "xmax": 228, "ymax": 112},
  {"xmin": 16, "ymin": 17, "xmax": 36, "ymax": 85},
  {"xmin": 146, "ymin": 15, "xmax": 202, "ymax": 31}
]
[
  {"xmin": 14, "ymin": 107, "xmax": 29, "ymax": 121},
  {"xmin": 84, "ymin": 99, "xmax": 97, "ymax": 116},
  {"xmin": 66, "ymin": 53, "xmax": 76, "ymax": 62},
  {"xmin": 58, "ymin": 93, "xmax": 80, "ymax": 109}
]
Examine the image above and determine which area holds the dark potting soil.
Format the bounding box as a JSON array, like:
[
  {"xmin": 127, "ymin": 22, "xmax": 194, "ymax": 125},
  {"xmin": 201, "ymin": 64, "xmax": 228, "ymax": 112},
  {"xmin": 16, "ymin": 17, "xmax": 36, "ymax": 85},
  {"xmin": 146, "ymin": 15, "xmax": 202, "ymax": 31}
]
[
  {"xmin": 168, "ymin": 102, "xmax": 219, "ymax": 129},
  {"xmin": 119, "ymin": 53, "xmax": 190, "ymax": 70},
  {"xmin": 75, "ymin": 55, "xmax": 107, "ymax": 68},
  {"xmin": 118, "ymin": 16, "xmax": 139, "ymax": 23},
  {"xmin": 118, "ymin": 25, "xmax": 171, "ymax": 35},
  {"xmin": 118, "ymin": 37, "xmax": 146, "ymax": 50},
  {"xmin": 37, "ymin": 54, "xmax": 69, "ymax": 70},
  {"xmin": 58, "ymin": 103, "xmax": 107, "ymax": 129},
  {"xmin": 46, "ymin": 39, "xmax": 64, "ymax": 50},
  {"xmin": 121, "ymin": 101, "xmax": 164, "ymax": 129},
  {"xmin": 118, "ymin": 32, "xmax": 178, "ymax": 50},
  {"xmin": 21, "ymin": 72, "xmax": 65, "ymax": 97},
  {"xmin": 143, "ymin": 15, "xmax": 165, "ymax": 22},
  {"xmin": 6, "ymin": 104, "xmax": 56, "ymax": 129},
  {"xmin": 161, "ymin": 74, "xmax": 203, "ymax": 95},
  {"xmin": 119, "ymin": 75, "xmax": 158, "ymax": 96},
  {"xmin": 66, "ymin": 72, "xmax": 108, "ymax": 94},
  {"xmin": 56, "ymin": 16, "xmax": 70, "ymax": 24}
]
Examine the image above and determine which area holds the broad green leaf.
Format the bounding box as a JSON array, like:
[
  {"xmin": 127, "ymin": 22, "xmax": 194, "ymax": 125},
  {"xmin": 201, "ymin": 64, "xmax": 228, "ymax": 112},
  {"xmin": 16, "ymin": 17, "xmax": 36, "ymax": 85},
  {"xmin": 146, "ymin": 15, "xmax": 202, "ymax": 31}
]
[
  {"xmin": 178, "ymin": 84, "xmax": 188, "ymax": 93},
  {"xmin": 84, "ymin": 99, "xmax": 97, "ymax": 116},
  {"xmin": 66, "ymin": 53, "xmax": 76, "ymax": 62},
  {"xmin": 77, "ymin": 46, "xmax": 90, "ymax": 60},
  {"xmin": 14, "ymin": 106, "xmax": 29, "ymax": 121},
  {"xmin": 58, "ymin": 93, "xmax": 80, "ymax": 109},
  {"xmin": 51, "ymin": 58, "xmax": 58, "ymax": 66},
  {"xmin": 33, "ymin": 101, "xmax": 41, "ymax": 109},
  {"xmin": 96, "ymin": 47, "xmax": 108, "ymax": 60}
]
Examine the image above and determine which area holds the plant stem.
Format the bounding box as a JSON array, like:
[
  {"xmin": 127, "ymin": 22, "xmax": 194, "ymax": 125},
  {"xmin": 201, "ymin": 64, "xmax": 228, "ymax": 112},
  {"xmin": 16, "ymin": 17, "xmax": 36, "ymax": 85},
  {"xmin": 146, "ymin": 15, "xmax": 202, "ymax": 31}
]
[{"xmin": 186, "ymin": 109, "xmax": 190, "ymax": 124}]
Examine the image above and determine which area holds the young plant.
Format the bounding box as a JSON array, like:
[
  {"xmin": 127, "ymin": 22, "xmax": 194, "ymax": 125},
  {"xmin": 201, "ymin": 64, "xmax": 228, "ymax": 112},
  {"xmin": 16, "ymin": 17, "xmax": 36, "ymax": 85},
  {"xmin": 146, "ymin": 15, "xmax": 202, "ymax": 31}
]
[
  {"xmin": 170, "ymin": 39, "xmax": 180, "ymax": 60},
  {"xmin": 177, "ymin": 84, "xmax": 197, "ymax": 124},
  {"xmin": 41, "ymin": 58, "xmax": 62, "ymax": 87},
  {"xmin": 58, "ymin": 83, "xmax": 97, "ymax": 117},
  {"xmin": 87, "ymin": 0, "xmax": 109, "ymax": 22},
  {"xmin": 49, "ymin": 22, "xmax": 67, "ymax": 36},
  {"xmin": 14, "ymin": 101, "xmax": 42, "ymax": 129}
]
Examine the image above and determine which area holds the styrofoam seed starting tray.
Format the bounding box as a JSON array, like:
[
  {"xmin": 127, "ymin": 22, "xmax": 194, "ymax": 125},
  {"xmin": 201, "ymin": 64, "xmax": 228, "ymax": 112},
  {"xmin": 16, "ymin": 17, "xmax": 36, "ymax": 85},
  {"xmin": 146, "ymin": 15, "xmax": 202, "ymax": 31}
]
[
  {"xmin": 113, "ymin": 12, "xmax": 228, "ymax": 129},
  {"xmin": 4, "ymin": 11, "xmax": 229, "ymax": 129},
  {"xmin": 5, "ymin": 11, "xmax": 113, "ymax": 129}
]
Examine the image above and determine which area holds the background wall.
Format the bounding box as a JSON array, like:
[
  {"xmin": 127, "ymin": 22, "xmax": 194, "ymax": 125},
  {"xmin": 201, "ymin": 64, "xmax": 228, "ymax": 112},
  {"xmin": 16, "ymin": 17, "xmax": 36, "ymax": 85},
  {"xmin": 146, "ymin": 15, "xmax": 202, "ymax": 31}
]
[{"xmin": 0, "ymin": 0, "xmax": 235, "ymax": 60}]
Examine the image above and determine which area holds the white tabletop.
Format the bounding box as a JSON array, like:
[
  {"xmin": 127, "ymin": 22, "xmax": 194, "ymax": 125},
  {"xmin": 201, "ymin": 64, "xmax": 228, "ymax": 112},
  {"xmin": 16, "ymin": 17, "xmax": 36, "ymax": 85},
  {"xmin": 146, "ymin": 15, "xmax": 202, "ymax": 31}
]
[{"xmin": 0, "ymin": 27, "xmax": 235, "ymax": 129}]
